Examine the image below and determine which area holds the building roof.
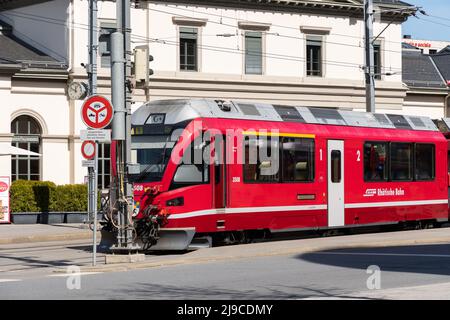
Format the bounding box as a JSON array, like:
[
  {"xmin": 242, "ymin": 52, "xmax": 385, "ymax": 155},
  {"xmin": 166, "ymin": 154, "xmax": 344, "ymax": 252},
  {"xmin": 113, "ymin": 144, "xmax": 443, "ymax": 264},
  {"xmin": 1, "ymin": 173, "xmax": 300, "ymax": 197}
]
[
  {"xmin": 0, "ymin": 20, "xmax": 66, "ymax": 73},
  {"xmin": 431, "ymin": 52, "xmax": 450, "ymax": 85},
  {"xmin": 402, "ymin": 42, "xmax": 419, "ymax": 50},
  {"xmin": 402, "ymin": 48, "xmax": 447, "ymax": 89},
  {"xmin": 0, "ymin": 0, "xmax": 51, "ymax": 11},
  {"xmin": 438, "ymin": 45, "xmax": 450, "ymax": 54}
]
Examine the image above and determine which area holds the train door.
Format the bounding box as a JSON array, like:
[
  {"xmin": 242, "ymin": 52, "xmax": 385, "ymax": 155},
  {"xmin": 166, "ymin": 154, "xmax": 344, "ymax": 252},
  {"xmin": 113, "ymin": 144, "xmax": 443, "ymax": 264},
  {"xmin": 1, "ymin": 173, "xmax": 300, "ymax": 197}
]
[
  {"xmin": 212, "ymin": 135, "xmax": 226, "ymax": 209},
  {"xmin": 327, "ymin": 140, "xmax": 345, "ymax": 227}
]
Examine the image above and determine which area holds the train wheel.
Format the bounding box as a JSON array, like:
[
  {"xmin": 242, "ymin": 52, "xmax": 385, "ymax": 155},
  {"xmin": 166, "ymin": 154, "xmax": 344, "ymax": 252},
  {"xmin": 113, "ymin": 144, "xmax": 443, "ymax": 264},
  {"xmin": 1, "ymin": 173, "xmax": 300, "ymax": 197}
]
[{"xmin": 414, "ymin": 220, "xmax": 435, "ymax": 230}]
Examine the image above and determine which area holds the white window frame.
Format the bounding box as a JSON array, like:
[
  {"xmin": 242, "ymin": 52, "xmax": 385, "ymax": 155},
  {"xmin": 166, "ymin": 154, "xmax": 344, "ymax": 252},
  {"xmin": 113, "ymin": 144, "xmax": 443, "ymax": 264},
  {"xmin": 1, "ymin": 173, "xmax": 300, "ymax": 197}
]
[
  {"xmin": 173, "ymin": 17, "xmax": 207, "ymax": 73},
  {"xmin": 300, "ymin": 26, "xmax": 331, "ymax": 78},
  {"xmin": 238, "ymin": 21, "xmax": 271, "ymax": 76}
]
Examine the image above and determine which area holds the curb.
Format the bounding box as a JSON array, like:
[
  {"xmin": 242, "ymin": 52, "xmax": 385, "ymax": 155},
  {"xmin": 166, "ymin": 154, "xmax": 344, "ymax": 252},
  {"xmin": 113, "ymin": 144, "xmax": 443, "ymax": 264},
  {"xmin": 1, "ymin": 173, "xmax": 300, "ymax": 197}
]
[
  {"xmin": 0, "ymin": 231, "xmax": 99, "ymax": 245},
  {"xmin": 54, "ymin": 234, "xmax": 450, "ymax": 274}
]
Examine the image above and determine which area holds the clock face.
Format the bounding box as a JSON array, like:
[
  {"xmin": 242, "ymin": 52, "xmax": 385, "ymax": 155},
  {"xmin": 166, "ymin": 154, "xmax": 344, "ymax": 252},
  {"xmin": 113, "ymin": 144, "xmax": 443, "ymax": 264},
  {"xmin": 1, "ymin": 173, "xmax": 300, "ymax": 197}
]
[{"xmin": 68, "ymin": 82, "xmax": 87, "ymax": 100}]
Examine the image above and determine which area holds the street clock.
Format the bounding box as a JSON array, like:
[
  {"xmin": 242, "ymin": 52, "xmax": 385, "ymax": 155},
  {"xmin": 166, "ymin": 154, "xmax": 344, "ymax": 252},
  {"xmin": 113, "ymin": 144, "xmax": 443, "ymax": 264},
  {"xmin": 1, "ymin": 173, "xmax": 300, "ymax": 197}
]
[{"xmin": 67, "ymin": 81, "xmax": 88, "ymax": 100}]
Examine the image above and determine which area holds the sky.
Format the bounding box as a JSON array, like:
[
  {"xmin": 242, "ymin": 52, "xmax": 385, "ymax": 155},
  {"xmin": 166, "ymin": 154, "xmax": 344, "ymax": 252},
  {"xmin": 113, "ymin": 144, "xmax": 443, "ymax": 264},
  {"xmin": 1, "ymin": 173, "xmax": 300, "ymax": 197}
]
[{"xmin": 402, "ymin": 0, "xmax": 450, "ymax": 41}]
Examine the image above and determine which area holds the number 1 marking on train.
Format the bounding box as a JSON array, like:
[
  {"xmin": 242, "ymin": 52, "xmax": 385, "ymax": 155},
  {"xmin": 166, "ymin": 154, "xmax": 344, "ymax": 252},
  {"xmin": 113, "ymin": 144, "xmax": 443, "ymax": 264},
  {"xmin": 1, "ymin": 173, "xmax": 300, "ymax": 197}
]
[{"xmin": 320, "ymin": 149, "xmax": 323, "ymax": 161}]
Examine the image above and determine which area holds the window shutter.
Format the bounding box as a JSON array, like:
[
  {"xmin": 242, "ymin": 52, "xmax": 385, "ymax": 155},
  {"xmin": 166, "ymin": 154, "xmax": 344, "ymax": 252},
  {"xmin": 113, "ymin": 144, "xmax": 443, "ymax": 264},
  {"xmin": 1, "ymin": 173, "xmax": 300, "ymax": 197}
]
[{"xmin": 245, "ymin": 32, "xmax": 262, "ymax": 74}]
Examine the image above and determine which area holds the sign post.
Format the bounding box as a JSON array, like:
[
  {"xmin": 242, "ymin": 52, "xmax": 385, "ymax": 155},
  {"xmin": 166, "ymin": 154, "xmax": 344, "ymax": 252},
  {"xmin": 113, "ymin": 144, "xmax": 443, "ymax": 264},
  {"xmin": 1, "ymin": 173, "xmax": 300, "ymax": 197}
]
[{"xmin": 81, "ymin": 95, "xmax": 113, "ymax": 266}]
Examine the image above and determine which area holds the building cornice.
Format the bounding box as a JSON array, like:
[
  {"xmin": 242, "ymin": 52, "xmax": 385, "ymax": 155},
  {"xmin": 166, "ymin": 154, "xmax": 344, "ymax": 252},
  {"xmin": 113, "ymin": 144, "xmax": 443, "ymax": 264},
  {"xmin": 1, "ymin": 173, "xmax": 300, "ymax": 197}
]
[
  {"xmin": 13, "ymin": 69, "xmax": 69, "ymax": 80},
  {"xmin": 406, "ymin": 87, "xmax": 450, "ymax": 95},
  {"xmin": 238, "ymin": 21, "xmax": 272, "ymax": 31},
  {"xmin": 172, "ymin": 16, "xmax": 208, "ymax": 26},
  {"xmin": 151, "ymin": 0, "xmax": 416, "ymax": 22},
  {"xmin": 0, "ymin": 63, "xmax": 22, "ymax": 75}
]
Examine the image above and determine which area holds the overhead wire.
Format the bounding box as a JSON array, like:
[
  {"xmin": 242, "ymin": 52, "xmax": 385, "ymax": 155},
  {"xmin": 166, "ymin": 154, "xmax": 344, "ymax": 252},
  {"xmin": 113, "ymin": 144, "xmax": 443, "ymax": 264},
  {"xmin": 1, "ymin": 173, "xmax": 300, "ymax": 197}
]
[
  {"xmin": 0, "ymin": 9, "xmax": 403, "ymax": 72},
  {"xmin": 6, "ymin": 2, "xmax": 445, "ymax": 74}
]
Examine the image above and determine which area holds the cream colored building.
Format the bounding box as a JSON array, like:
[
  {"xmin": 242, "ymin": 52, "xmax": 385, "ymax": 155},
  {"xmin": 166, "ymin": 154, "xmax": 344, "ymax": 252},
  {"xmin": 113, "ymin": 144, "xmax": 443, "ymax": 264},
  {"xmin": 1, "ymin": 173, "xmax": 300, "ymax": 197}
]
[{"xmin": 0, "ymin": 0, "xmax": 441, "ymax": 186}]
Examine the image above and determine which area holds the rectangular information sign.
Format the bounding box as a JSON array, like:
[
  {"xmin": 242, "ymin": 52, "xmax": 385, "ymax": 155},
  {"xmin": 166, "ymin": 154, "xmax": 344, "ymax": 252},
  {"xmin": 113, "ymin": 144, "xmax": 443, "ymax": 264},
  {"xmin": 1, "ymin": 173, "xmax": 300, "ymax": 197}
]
[
  {"xmin": 80, "ymin": 129, "xmax": 111, "ymax": 142},
  {"xmin": 82, "ymin": 160, "xmax": 96, "ymax": 167},
  {"xmin": 0, "ymin": 177, "xmax": 10, "ymax": 224}
]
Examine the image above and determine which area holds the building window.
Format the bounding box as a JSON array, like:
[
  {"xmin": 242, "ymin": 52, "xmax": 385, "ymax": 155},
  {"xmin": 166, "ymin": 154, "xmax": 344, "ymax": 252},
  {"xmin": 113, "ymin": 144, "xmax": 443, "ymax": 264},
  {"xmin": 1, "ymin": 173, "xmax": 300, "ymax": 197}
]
[
  {"xmin": 179, "ymin": 27, "xmax": 198, "ymax": 71},
  {"xmin": 281, "ymin": 138, "xmax": 314, "ymax": 182},
  {"xmin": 245, "ymin": 31, "xmax": 263, "ymax": 75},
  {"xmin": 306, "ymin": 35, "xmax": 322, "ymax": 76},
  {"xmin": 10, "ymin": 115, "xmax": 41, "ymax": 181},
  {"xmin": 364, "ymin": 142, "xmax": 388, "ymax": 181},
  {"xmin": 98, "ymin": 23, "xmax": 116, "ymax": 68},
  {"xmin": 97, "ymin": 143, "xmax": 110, "ymax": 189},
  {"xmin": 390, "ymin": 143, "xmax": 413, "ymax": 181},
  {"xmin": 415, "ymin": 144, "xmax": 435, "ymax": 180},
  {"xmin": 374, "ymin": 42, "xmax": 381, "ymax": 80}
]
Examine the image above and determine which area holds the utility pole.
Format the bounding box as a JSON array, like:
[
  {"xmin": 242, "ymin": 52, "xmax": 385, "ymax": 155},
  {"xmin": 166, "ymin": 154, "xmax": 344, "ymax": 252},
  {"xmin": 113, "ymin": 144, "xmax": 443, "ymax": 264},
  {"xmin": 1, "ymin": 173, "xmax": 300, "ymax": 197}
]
[
  {"xmin": 87, "ymin": 0, "xmax": 98, "ymax": 266},
  {"xmin": 124, "ymin": 0, "xmax": 134, "ymax": 251},
  {"xmin": 110, "ymin": 0, "xmax": 136, "ymax": 252},
  {"xmin": 364, "ymin": 0, "xmax": 376, "ymax": 113}
]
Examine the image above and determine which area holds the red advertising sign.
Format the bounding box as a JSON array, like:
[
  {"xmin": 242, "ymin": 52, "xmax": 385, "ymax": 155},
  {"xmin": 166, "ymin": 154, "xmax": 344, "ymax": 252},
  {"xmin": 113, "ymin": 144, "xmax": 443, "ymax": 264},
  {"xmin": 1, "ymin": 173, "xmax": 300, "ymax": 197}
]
[
  {"xmin": 405, "ymin": 41, "xmax": 432, "ymax": 48},
  {"xmin": 0, "ymin": 177, "xmax": 10, "ymax": 224},
  {"xmin": 81, "ymin": 95, "xmax": 113, "ymax": 129}
]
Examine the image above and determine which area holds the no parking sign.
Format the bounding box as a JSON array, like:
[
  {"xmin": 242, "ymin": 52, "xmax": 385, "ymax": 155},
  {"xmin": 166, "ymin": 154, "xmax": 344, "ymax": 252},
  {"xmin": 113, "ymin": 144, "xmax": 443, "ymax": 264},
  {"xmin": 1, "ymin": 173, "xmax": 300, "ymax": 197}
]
[{"xmin": 81, "ymin": 95, "xmax": 113, "ymax": 129}]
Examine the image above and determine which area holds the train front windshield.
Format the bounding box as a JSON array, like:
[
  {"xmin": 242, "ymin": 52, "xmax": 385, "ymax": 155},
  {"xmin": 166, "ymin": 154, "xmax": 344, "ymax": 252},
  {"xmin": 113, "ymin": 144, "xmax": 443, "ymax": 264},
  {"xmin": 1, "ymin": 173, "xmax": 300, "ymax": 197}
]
[{"xmin": 131, "ymin": 135, "xmax": 176, "ymax": 183}]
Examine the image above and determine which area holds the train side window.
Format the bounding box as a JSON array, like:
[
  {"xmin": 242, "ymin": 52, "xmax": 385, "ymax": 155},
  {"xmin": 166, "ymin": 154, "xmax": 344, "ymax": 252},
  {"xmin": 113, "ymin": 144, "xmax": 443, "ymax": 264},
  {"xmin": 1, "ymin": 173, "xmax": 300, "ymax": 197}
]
[
  {"xmin": 415, "ymin": 144, "xmax": 435, "ymax": 181},
  {"xmin": 243, "ymin": 136, "xmax": 280, "ymax": 183},
  {"xmin": 281, "ymin": 137, "xmax": 315, "ymax": 182},
  {"xmin": 331, "ymin": 150, "xmax": 341, "ymax": 183},
  {"xmin": 364, "ymin": 142, "xmax": 388, "ymax": 181},
  {"xmin": 171, "ymin": 137, "xmax": 209, "ymax": 189},
  {"xmin": 390, "ymin": 143, "xmax": 413, "ymax": 181}
]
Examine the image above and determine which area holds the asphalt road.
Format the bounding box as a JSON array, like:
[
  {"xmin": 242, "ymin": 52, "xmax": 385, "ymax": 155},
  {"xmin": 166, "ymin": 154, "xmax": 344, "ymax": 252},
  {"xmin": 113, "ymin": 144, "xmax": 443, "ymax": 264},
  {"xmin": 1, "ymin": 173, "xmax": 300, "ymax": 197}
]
[{"xmin": 1, "ymin": 242, "xmax": 450, "ymax": 299}]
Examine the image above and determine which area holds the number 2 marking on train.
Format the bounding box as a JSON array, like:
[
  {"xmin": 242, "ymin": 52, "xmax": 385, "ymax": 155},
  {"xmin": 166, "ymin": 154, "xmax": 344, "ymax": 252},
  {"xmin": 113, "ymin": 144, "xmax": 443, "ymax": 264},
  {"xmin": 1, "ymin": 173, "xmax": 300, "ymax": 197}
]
[{"xmin": 356, "ymin": 150, "xmax": 361, "ymax": 162}]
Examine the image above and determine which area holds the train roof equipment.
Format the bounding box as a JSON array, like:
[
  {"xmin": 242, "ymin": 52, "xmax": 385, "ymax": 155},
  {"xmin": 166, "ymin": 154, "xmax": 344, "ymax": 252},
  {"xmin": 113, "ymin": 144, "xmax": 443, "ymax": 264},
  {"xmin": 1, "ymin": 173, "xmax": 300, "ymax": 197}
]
[{"xmin": 132, "ymin": 99, "xmax": 439, "ymax": 132}]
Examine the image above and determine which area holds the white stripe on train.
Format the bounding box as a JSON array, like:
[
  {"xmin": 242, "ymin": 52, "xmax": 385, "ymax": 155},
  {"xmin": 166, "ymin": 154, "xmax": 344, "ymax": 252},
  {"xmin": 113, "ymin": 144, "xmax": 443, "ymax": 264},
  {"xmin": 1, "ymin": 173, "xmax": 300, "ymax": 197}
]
[{"xmin": 167, "ymin": 199, "xmax": 448, "ymax": 220}]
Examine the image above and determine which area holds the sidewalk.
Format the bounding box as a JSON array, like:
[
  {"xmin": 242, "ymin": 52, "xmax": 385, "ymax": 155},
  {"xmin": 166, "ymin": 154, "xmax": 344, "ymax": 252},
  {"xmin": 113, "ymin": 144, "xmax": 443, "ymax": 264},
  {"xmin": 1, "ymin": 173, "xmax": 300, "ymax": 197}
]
[
  {"xmin": 354, "ymin": 282, "xmax": 450, "ymax": 300},
  {"xmin": 0, "ymin": 223, "xmax": 96, "ymax": 244},
  {"xmin": 66, "ymin": 226, "xmax": 450, "ymax": 273},
  {"xmin": 1, "ymin": 223, "xmax": 449, "ymax": 273}
]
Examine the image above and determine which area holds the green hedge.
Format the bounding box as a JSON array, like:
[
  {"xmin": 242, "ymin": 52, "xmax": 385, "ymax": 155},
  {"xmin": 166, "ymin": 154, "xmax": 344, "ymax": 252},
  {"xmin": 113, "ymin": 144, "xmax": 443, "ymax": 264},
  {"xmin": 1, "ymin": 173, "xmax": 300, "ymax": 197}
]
[{"xmin": 10, "ymin": 180, "xmax": 98, "ymax": 213}]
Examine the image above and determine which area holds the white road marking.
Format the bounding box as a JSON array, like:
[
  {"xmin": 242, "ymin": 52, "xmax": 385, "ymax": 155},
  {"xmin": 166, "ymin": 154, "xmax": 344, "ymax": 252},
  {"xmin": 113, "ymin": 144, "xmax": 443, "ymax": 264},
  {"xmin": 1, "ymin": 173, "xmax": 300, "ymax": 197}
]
[
  {"xmin": 48, "ymin": 272, "xmax": 102, "ymax": 277},
  {"xmin": 0, "ymin": 279, "xmax": 21, "ymax": 283},
  {"xmin": 299, "ymin": 297, "xmax": 364, "ymax": 300},
  {"xmin": 314, "ymin": 252, "xmax": 450, "ymax": 258}
]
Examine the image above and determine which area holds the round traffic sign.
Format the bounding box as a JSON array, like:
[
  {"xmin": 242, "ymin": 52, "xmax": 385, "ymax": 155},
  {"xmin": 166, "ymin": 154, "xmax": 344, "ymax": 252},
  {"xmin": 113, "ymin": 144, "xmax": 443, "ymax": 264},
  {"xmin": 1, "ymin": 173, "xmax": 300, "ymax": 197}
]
[
  {"xmin": 81, "ymin": 140, "xmax": 96, "ymax": 160},
  {"xmin": 81, "ymin": 95, "xmax": 113, "ymax": 129}
]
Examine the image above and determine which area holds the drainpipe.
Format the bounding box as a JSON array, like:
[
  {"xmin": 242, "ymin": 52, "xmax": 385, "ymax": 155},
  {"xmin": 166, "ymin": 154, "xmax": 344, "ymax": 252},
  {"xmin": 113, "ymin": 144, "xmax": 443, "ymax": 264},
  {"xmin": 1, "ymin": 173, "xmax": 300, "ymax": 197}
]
[{"xmin": 445, "ymin": 90, "xmax": 450, "ymax": 118}]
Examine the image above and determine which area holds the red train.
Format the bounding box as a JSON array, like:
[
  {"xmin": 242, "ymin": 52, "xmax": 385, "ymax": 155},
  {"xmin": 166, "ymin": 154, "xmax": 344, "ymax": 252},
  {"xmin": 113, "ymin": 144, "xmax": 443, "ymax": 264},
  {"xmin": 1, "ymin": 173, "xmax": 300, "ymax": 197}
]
[{"xmin": 110, "ymin": 99, "xmax": 449, "ymax": 250}]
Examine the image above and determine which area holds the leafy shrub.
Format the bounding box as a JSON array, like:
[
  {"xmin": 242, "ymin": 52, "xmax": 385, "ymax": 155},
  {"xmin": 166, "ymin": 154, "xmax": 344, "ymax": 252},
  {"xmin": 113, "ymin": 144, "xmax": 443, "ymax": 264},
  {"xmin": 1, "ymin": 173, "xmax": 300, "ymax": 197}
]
[
  {"xmin": 10, "ymin": 180, "xmax": 56, "ymax": 212},
  {"xmin": 10, "ymin": 180, "xmax": 96, "ymax": 213},
  {"xmin": 52, "ymin": 184, "xmax": 88, "ymax": 212}
]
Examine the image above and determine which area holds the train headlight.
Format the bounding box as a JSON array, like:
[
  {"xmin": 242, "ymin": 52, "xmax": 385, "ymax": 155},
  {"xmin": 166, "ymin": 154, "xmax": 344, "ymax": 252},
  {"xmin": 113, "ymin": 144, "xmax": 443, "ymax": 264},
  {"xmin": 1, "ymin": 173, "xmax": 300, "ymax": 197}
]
[
  {"xmin": 166, "ymin": 197, "xmax": 184, "ymax": 207},
  {"xmin": 132, "ymin": 201, "xmax": 140, "ymax": 217}
]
